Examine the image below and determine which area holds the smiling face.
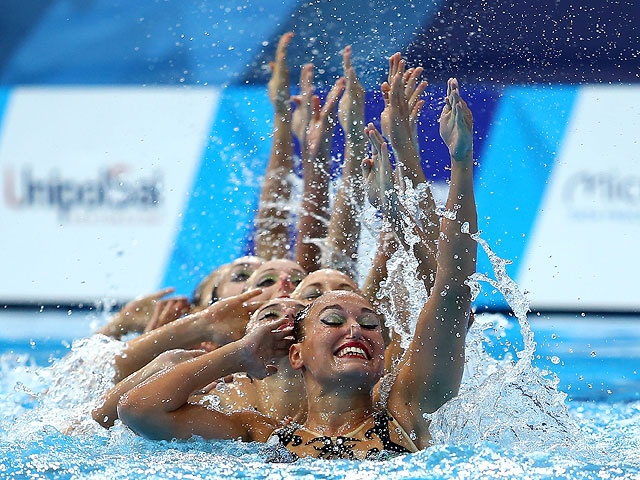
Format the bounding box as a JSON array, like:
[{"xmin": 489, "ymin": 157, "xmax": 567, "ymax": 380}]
[
  {"xmin": 245, "ymin": 298, "xmax": 305, "ymax": 334},
  {"xmin": 245, "ymin": 259, "xmax": 307, "ymax": 302},
  {"xmin": 289, "ymin": 291, "xmax": 385, "ymax": 390},
  {"xmin": 291, "ymin": 269, "xmax": 359, "ymax": 303}
]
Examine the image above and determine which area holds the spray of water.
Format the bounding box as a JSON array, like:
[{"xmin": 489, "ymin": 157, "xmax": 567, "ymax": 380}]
[
  {"xmin": 0, "ymin": 335, "xmax": 123, "ymax": 442},
  {"xmin": 428, "ymin": 230, "xmax": 594, "ymax": 458}
]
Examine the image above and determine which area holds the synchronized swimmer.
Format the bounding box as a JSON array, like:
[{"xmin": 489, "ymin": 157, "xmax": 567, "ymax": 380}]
[{"xmin": 92, "ymin": 32, "xmax": 477, "ymax": 461}]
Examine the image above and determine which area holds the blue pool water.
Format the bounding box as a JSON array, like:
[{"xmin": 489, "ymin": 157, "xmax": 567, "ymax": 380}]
[{"xmin": 0, "ymin": 308, "xmax": 638, "ymax": 479}]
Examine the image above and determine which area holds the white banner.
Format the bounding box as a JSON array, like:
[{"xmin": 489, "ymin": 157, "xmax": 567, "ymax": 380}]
[
  {"xmin": 520, "ymin": 86, "xmax": 640, "ymax": 311},
  {"xmin": 0, "ymin": 87, "xmax": 219, "ymax": 303}
]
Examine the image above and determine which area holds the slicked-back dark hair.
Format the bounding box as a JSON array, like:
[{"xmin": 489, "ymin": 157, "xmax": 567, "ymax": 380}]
[{"xmin": 293, "ymin": 303, "xmax": 313, "ymax": 342}]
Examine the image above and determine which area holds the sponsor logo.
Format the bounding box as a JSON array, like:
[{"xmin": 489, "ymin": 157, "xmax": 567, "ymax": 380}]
[
  {"xmin": 3, "ymin": 164, "xmax": 163, "ymax": 222},
  {"xmin": 563, "ymin": 170, "xmax": 640, "ymax": 220}
]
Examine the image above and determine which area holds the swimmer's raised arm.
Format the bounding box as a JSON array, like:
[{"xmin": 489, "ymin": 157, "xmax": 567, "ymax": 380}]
[
  {"xmin": 381, "ymin": 53, "xmax": 427, "ymax": 161},
  {"xmin": 93, "ymin": 349, "xmax": 205, "ymax": 429},
  {"xmin": 255, "ymin": 32, "xmax": 295, "ymax": 260},
  {"xmin": 291, "ymin": 63, "xmax": 314, "ymax": 156},
  {"xmin": 324, "ymin": 46, "xmax": 366, "ymax": 278},
  {"xmin": 117, "ymin": 317, "xmax": 293, "ymax": 441},
  {"xmin": 385, "ymin": 54, "xmax": 438, "ymax": 292},
  {"xmin": 294, "ymin": 77, "xmax": 345, "ymax": 272},
  {"xmin": 95, "ymin": 287, "xmax": 175, "ymax": 339},
  {"xmin": 362, "ymin": 230, "xmax": 396, "ymax": 310},
  {"xmin": 387, "ymin": 78, "xmax": 477, "ymax": 448},
  {"xmin": 113, "ymin": 289, "xmax": 263, "ymax": 381},
  {"xmin": 364, "ymin": 123, "xmax": 438, "ymax": 295}
]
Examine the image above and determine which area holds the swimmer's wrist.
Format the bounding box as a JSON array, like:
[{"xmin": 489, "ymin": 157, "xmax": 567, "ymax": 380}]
[
  {"xmin": 178, "ymin": 312, "xmax": 214, "ymax": 346},
  {"xmin": 227, "ymin": 337, "xmax": 255, "ymax": 371},
  {"xmin": 274, "ymin": 110, "xmax": 292, "ymax": 124},
  {"xmin": 451, "ymin": 151, "xmax": 473, "ymax": 165}
]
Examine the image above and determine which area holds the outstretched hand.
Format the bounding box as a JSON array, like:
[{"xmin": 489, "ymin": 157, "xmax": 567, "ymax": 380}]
[
  {"xmin": 306, "ymin": 77, "xmax": 345, "ymax": 159},
  {"xmin": 291, "ymin": 63, "xmax": 314, "ymax": 144},
  {"xmin": 239, "ymin": 317, "xmax": 295, "ymax": 380},
  {"xmin": 267, "ymin": 32, "xmax": 294, "ymax": 116},
  {"xmin": 362, "ymin": 123, "xmax": 399, "ymax": 223},
  {"xmin": 199, "ymin": 289, "xmax": 265, "ymax": 344},
  {"xmin": 143, "ymin": 296, "xmax": 191, "ymax": 333},
  {"xmin": 338, "ymin": 46, "xmax": 365, "ymax": 142},
  {"xmin": 380, "ymin": 53, "xmax": 427, "ymax": 150},
  {"xmin": 439, "ymin": 78, "xmax": 473, "ymax": 162},
  {"xmin": 99, "ymin": 287, "xmax": 176, "ymax": 337}
]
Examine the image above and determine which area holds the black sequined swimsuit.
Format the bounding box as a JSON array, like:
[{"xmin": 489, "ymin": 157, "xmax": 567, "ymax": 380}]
[{"xmin": 268, "ymin": 410, "xmax": 418, "ymax": 460}]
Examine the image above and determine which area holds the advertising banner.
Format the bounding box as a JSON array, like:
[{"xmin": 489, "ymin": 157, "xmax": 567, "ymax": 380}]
[
  {"xmin": 1, "ymin": 85, "xmax": 638, "ymax": 312},
  {"xmin": 0, "ymin": 87, "xmax": 218, "ymax": 303}
]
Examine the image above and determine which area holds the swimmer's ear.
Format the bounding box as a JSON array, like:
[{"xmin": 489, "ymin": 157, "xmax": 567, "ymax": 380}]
[{"xmin": 289, "ymin": 343, "xmax": 304, "ymax": 371}]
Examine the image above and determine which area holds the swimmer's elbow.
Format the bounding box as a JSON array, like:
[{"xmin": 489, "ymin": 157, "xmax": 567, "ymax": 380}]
[
  {"xmin": 117, "ymin": 394, "xmax": 156, "ymax": 437},
  {"xmin": 91, "ymin": 404, "xmax": 115, "ymax": 429},
  {"xmin": 117, "ymin": 394, "xmax": 176, "ymax": 440}
]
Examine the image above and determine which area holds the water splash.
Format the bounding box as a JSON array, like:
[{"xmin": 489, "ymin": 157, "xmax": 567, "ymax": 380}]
[
  {"xmin": 371, "ymin": 180, "xmax": 433, "ymax": 350},
  {"xmin": 0, "ymin": 335, "xmax": 122, "ymax": 441},
  {"xmin": 428, "ymin": 231, "xmax": 593, "ymax": 458}
]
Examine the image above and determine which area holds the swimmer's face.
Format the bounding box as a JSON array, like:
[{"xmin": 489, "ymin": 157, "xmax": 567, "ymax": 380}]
[
  {"xmin": 245, "ymin": 259, "xmax": 306, "ymax": 302},
  {"xmin": 216, "ymin": 256, "xmax": 265, "ymax": 300},
  {"xmin": 291, "ymin": 269, "xmax": 359, "ymax": 303},
  {"xmin": 289, "ymin": 291, "xmax": 385, "ymax": 388},
  {"xmin": 245, "ymin": 298, "xmax": 304, "ymax": 334}
]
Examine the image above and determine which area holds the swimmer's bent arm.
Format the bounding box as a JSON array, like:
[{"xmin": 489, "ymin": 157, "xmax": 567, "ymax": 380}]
[
  {"xmin": 93, "ymin": 349, "xmax": 205, "ymax": 429},
  {"xmin": 114, "ymin": 290, "xmax": 263, "ymax": 381},
  {"xmin": 117, "ymin": 317, "xmax": 292, "ymax": 441},
  {"xmin": 388, "ymin": 78, "xmax": 477, "ymax": 449}
]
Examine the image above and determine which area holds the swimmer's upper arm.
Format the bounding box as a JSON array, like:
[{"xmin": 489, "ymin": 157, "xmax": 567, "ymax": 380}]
[{"xmin": 118, "ymin": 399, "xmax": 277, "ymax": 442}]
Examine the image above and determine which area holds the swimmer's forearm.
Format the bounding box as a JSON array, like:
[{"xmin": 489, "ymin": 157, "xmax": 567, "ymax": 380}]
[
  {"xmin": 362, "ymin": 231, "xmax": 395, "ymax": 308},
  {"xmin": 391, "ymin": 141, "xmax": 439, "ymax": 292},
  {"xmin": 439, "ymin": 155, "xmax": 477, "ymax": 284},
  {"xmin": 324, "ymin": 138, "xmax": 366, "ymax": 277},
  {"xmin": 95, "ymin": 313, "xmax": 127, "ymax": 339},
  {"xmin": 114, "ymin": 313, "xmax": 208, "ymax": 381},
  {"xmin": 93, "ymin": 358, "xmax": 164, "ymax": 428},
  {"xmin": 255, "ymin": 116, "xmax": 294, "ymax": 260},
  {"xmin": 295, "ymin": 148, "xmax": 330, "ymax": 271},
  {"xmin": 119, "ymin": 340, "xmax": 250, "ymax": 414}
]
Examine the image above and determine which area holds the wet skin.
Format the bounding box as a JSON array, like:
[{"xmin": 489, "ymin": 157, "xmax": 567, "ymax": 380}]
[
  {"xmin": 245, "ymin": 259, "xmax": 307, "ymax": 303},
  {"xmin": 291, "ymin": 268, "xmax": 359, "ymax": 303},
  {"xmin": 290, "ymin": 291, "xmax": 386, "ymax": 389},
  {"xmin": 246, "ymin": 298, "xmax": 305, "ymax": 334},
  {"xmin": 215, "ymin": 256, "xmax": 265, "ymax": 301}
]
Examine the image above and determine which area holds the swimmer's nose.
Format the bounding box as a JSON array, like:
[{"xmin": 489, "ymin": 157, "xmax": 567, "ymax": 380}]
[
  {"xmin": 347, "ymin": 320, "xmax": 363, "ymax": 339},
  {"xmin": 277, "ymin": 273, "xmax": 295, "ymax": 295}
]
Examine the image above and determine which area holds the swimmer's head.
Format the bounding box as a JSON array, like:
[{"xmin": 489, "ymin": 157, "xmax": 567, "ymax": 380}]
[
  {"xmin": 289, "ymin": 291, "xmax": 385, "ymax": 388},
  {"xmin": 245, "ymin": 298, "xmax": 304, "ymax": 335},
  {"xmin": 244, "ymin": 259, "xmax": 306, "ymax": 303},
  {"xmin": 192, "ymin": 256, "xmax": 265, "ymax": 307},
  {"xmin": 291, "ymin": 268, "xmax": 359, "ymax": 303},
  {"xmin": 215, "ymin": 256, "xmax": 265, "ymax": 301}
]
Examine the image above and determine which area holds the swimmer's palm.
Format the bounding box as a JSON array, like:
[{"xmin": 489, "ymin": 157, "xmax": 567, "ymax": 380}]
[
  {"xmin": 117, "ymin": 287, "xmax": 175, "ymax": 333},
  {"xmin": 241, "ymin": 318, "xmax": 293, "ymax": 380},
  {"xmin": 201, "ymin": 291, "xmax": 263, "ymax": 344},
  {"xmin": 439, "ymin": 97, "xmax": 473, "ymax": 161}
]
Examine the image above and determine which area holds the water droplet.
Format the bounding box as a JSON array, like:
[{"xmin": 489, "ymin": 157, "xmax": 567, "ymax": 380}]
[{"xmin": 550, "ymin": 356, "xmax": 560, "ymax": 364}]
